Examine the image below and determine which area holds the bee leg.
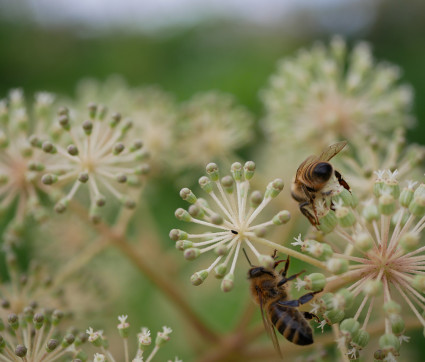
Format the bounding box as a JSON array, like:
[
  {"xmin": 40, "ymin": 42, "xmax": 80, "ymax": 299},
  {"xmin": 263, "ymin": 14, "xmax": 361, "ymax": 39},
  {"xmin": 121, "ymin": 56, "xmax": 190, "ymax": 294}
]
[
  {"xmin": 277, "ymin": 268, "xmax": 306, "ymax": 286},
  {"xmin": 273, "ymin": 255, "xmax": 289, "ymax": 270},
  {"xmin": 335, "ymin": 170, "xmax": 350, "ymax": 191},
  {"xmin": 271, "ymin": 249, "xmax": 278, "ymax": 259},
  {"xmin": 303, "ymin": 312, "xmax": 321, "ymax": 323},
  {"xmin": 277, "ymin": 289, "xmax": 323, "ymax": 307},
  {"xmin": 299, "ymin": 202, "xmax": 319, "ymax": 226}
]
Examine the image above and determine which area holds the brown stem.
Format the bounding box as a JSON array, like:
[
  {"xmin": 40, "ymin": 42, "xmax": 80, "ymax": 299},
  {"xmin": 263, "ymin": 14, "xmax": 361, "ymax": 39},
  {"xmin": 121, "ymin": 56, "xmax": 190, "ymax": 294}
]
[{"xmin": 69, "ymin": 201, "xmax": 219, "ymax": 343}]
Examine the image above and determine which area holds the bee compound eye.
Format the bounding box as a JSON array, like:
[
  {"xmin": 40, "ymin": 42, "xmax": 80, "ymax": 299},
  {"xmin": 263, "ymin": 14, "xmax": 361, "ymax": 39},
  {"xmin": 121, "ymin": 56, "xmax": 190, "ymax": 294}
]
[{"xmin": 313, "ymin": 162, "xmax": 333, "ymax": 182}]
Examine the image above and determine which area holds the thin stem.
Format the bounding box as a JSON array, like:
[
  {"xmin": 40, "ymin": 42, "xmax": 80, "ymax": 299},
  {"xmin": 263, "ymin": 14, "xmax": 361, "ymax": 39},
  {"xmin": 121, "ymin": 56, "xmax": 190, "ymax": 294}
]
[{"xmin": 248, "ymin": 235, "xmax": 327, "ymax": 270}]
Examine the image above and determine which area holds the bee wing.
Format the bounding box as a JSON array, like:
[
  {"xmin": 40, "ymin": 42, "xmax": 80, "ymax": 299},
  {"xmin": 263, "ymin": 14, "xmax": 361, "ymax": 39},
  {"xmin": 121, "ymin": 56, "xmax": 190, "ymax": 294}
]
[
  {"xmin": 257, "ymin": 289, "xmax": 283, "ymax": 359},
  {"xmin": 318, "ymin": 141, "xmax": 347, "ymax": 162}
]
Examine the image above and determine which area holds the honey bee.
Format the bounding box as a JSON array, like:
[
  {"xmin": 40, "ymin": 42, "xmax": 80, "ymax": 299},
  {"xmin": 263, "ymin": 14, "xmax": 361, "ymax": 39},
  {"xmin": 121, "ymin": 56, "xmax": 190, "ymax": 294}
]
[
  {"xmin": 246, "ymin": 250, "xmax": 321, "ymax": 358},
  {"xmin": 291, "ymin": 141, "xmax": 350, "ymax": 226}
]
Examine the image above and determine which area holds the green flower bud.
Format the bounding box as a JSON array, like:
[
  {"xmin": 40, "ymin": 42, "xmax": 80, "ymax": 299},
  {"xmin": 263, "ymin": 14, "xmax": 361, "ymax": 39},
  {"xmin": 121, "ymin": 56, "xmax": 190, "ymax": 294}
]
[
  {"xmin": 52, "ymin": 310, "xmax": 63, "ymax": 325},
  {"xmin": 400, "ymin": 232, "xmax": 419, "ymax": 252},
  {"xmin": 206, "ymin": 163, "xmax": 219, "ymax": 181},
  {"xmin": 231, "ymin": 162, "xmax": 243, "ymax": 181},
  {"xmin": 340, "ymin": 318, "xmax": 360, "ymax": 339},
  {"xmin": 374, "ymin": 349, "xmax": 386, "ymax": 360},
  {"xmin": 374, "ymin": 179, "xmax": 385, "ymax": 198},
  {"xmin": 363, "ymin": 203, "xmax": 379, "ymax": 222},
  {"xmin": 414, "ymin": 184, "xmax": 425, "ymax": 199},
  {"xmin": 304, "ymin": 273, "xmax": 326, "ymax": 291},
  {"xmin": 46, "ymin": 339, "xmax": 59, "ymax": 353},
  {"xmin": 351, "ymin": 329, "xmax": 370, "ymax": 350},
  {"xmin": 15, "ymin": 345, "xmax": 27, "ymax": 358},
  {"xmin": 363, "ymin": 280, "xmax": 383, "ymax": 297},
  {"xmin": 272, "ymin": 210, "xmax": 291, "ymax": 225},
  {"xmin": 211, "ymin": 213, "xmax": 224, "ymax": 225},
  {"xmin": 354, "ymin": 233, "xmax": 374, "ymax": 252},
  {"xmin": 8, "ymin": 313, "xmax": 19, "ymax": 330},
  {"xmin": 385, "ymin": 180, "xmax": 400, "ymax": 199},
  {"xmin": 221, "ymin": 176, "xmax": 234, "ymax": 193},
  {"xmin": 191, "ymin": 270, "xmax": 209, "ymax": 286},
  {"xmin": 199, "ymin": 176, "xmax": 213, "ymax": 193},
  {"xmin": 334, "ymin": 289, "xmax": 354, "ymax": 310},
  {"xmin": 336, "ymin": 206, "xmax": 356, "ymax": 227},
  {"xmin": 384, "ymin": 301, "xmax": 401, "ymax": 315},
  {"xmin": 214, "ymin": 264, "xmax": 227, "ymax": 278},
  {"xmin": 129, "ymin": 140, "xmax": 143, "ymax": 152},
  {"xmin": 323, "ymin": 309, "xmax": 344, "ymax": 325},
  {"xmin": 409, "ymin": 194, "xmax": 425, "ymax": 217},
  {"xmin": 41, "ymin": 173, "xmax": 58, "ymax": 185},
  {"xmin": 390, "ymin": 315, "xmax": 405, "ymax": 335},
  {"xmin": 87, "ymin": 102, "xmax": 97, "ymax": 118},
  {"xmin": 33, "ymin": 313, "xmax": 44, "ymax": 329},
  {"xmin": 319, "ymin": 293, "xmax": 335, "ymax": 311},
  {"xmin": 412, "ymin": 275, "xmax": 425, "ymax": 293},
  {"xmin": 116, "ymin": 173, "xmax": 127, "ymax": 183},
  {"xmin": 42, "ymin": 141, "xmax": 57, "ymax": 154},
  {"xmin": 214, "ymin": 244, "xmax": 229, "ymax": 256},
  {"xmin": 318, "ymin": 210, "xmax": 337, "ymax": 234},
  {"xmin": 82, "ymin": 120, "xmax": 93, "ymax": 135},
  {"xmin": 183, "ymin": 248, "xmax": 200, "ymax": 261},
  {"xmin": 258, "ymin": 255, "xmax": 274, "ymax": 269},
  {"xmin": 188, "ymin": 204, "xmax": 205, "ymax": 219},
  {"xmin": 250, "ymin": 191, "xmax": 263, "ymax": 207},
  {"xmin": 221, "ymin": 273, "xmax": 234, "ymax": 292},
  {"xmin": 254, "ymin": 227, "xmax": 267, "ymax": 237},
  {"xmin": 333, "ymin": 188, "xmax": 353, "ymax": 207},
  {"xmin": 113, "ymin": 142, "xmax": 125, "ymax": 155},
  {"xmin": 0, "ymin": 335, "xmax": 5, "ymax": 350},
  {"xmin": 180, "ymin": 188, "xmax": 197, "ymax": 204},
  {"xmin": 244, "ymin": 161, "xmax": 255, "ymax": 180},
  {"xmin": 326, "ymin": 258, "xmax": 348, "ymax": 274},
  {"xmin": 169, "ymin": 229, "xmax": 188, "ymax": 241},
  {"xmin": 379, "ymin": 193, "xmax": 396, "ymax": 215},
  {"xmin": 175, "ymin": 208, "xmax": 192, "ymax": 222},
  {"xmin": 61, "ymin": 334, "xmax": 75, "ymax": 348},
  {"xmin": 399, "ymin": 187, "xmax": 414, "ymax": 208},
  {"xmin": 379, "ymin": 333, "xmax": 400, "ymax": 354},
  {"xmin": 175, "ymin": 240, "xmax": 193, "ymax": 251},
  {"xmin": 265, "ymin": 179, "xmax": 284, "ymax": 198}
]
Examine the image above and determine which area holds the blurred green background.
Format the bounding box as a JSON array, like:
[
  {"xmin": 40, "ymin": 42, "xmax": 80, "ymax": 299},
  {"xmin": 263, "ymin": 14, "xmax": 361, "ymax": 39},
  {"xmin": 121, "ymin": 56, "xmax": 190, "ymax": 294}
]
[{"xmin": 1, "ymin": 0, "xmax": 425, "ymax": 360}]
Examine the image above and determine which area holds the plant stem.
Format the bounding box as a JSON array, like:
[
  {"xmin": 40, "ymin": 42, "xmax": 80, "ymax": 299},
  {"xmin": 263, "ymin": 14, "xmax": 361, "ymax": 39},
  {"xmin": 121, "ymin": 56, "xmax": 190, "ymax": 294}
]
[{"xmin": 69, "ymin": 200, "xmax": 219, "ymax": 343}]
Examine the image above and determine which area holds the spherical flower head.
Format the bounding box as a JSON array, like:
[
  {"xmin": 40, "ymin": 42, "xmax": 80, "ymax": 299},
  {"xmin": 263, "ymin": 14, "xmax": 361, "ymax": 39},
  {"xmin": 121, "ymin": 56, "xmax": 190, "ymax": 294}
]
[
  {"xmin": 297, "ymin": 169, "xmax": 425, "ymax": 360},
  {"xmin": 261, "ymin": 36, "xmax": 414, "ymax": 151},
  {"xmin": 176, "ymin": 92, "xmax": 254, "ymax": 168},
  {"xmin": 171, "ymin": 161, "xmax": 291, "ymax": 290},
  {"xmin": 35, "ymin": 103, "xmax": 149, "ymax": 222},
  {"xmin": 75, "ymin": 76, "xmax": 179, "ymax": 175},
  {"xmin": 0, "ymin": 89, "xmax": 59, "ymax": 242}
]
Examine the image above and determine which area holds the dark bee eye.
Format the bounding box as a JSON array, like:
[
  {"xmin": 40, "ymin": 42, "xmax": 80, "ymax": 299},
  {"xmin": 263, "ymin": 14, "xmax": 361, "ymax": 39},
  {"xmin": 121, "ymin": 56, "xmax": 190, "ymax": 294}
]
[{"xmin": 313, "ymin": 162, "xmax": 333, "ymax": 182}]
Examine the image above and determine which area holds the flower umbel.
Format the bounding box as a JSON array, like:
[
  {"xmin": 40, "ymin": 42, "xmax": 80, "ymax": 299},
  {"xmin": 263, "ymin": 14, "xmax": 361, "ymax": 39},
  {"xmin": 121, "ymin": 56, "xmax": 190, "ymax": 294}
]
[
  {"xmin": 0, "ymin": 89, "xmax": 57, "ymax": 243},
  {"xmin": 35, "ymin": 103, "xmax": 149, "ymax": 222},
  {"xmin": 293, "ymin": 170, "xmax": 425, "ymax": 360},
  {"xmin": 171, "ymin": 161, "xmax": 291, "ymax": 291},
  {"xmin": 87, "ymin": 316, "xmax": 175, "ymax": 362},
  {"xmin": 262, "ymin": 36, "xmax": 414, "ymax": 150}
]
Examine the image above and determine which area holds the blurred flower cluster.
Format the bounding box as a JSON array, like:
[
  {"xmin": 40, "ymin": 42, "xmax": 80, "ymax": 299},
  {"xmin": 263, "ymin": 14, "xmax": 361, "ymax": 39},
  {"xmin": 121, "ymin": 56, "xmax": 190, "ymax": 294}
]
[{"xmin": 0, "ymin": 36, "xmax": 424, "ymax": 361}]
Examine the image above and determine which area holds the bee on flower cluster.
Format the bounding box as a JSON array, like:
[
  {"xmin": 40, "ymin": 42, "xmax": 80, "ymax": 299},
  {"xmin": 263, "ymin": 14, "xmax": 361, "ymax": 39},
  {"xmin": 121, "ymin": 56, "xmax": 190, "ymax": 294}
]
[
  {"xmin": 291, "ymin": 141, "xmax": 350, "ymax": 227},
  {"xmin": 247, "ymin": 250, "xmax": 323, "ymax": 358}
]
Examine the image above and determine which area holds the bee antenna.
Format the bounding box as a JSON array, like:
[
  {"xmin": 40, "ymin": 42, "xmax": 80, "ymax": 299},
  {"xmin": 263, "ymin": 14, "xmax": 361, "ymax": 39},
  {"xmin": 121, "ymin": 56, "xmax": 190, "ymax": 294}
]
[{"xmin": 242, "ymin": 248, "xmax": 253, "ymax": 267}]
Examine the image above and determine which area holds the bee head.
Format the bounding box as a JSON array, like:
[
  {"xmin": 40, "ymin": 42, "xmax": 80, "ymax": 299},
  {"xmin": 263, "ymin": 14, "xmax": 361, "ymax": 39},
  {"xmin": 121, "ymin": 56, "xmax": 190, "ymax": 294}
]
[
  {"xmin": 248, "ymin": 267, "xmax": 266, "ymax": 279},
  {"xmin": 313, "ymin": 162, "xmax": 333, "ymax": 182}
]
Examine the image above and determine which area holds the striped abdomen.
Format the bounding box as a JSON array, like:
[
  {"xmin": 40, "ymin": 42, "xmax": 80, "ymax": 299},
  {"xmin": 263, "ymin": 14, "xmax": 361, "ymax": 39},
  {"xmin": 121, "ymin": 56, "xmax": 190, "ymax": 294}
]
[{"xmin": 268, "ymin": 302, "xmax": 313, "ymax": 345}]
